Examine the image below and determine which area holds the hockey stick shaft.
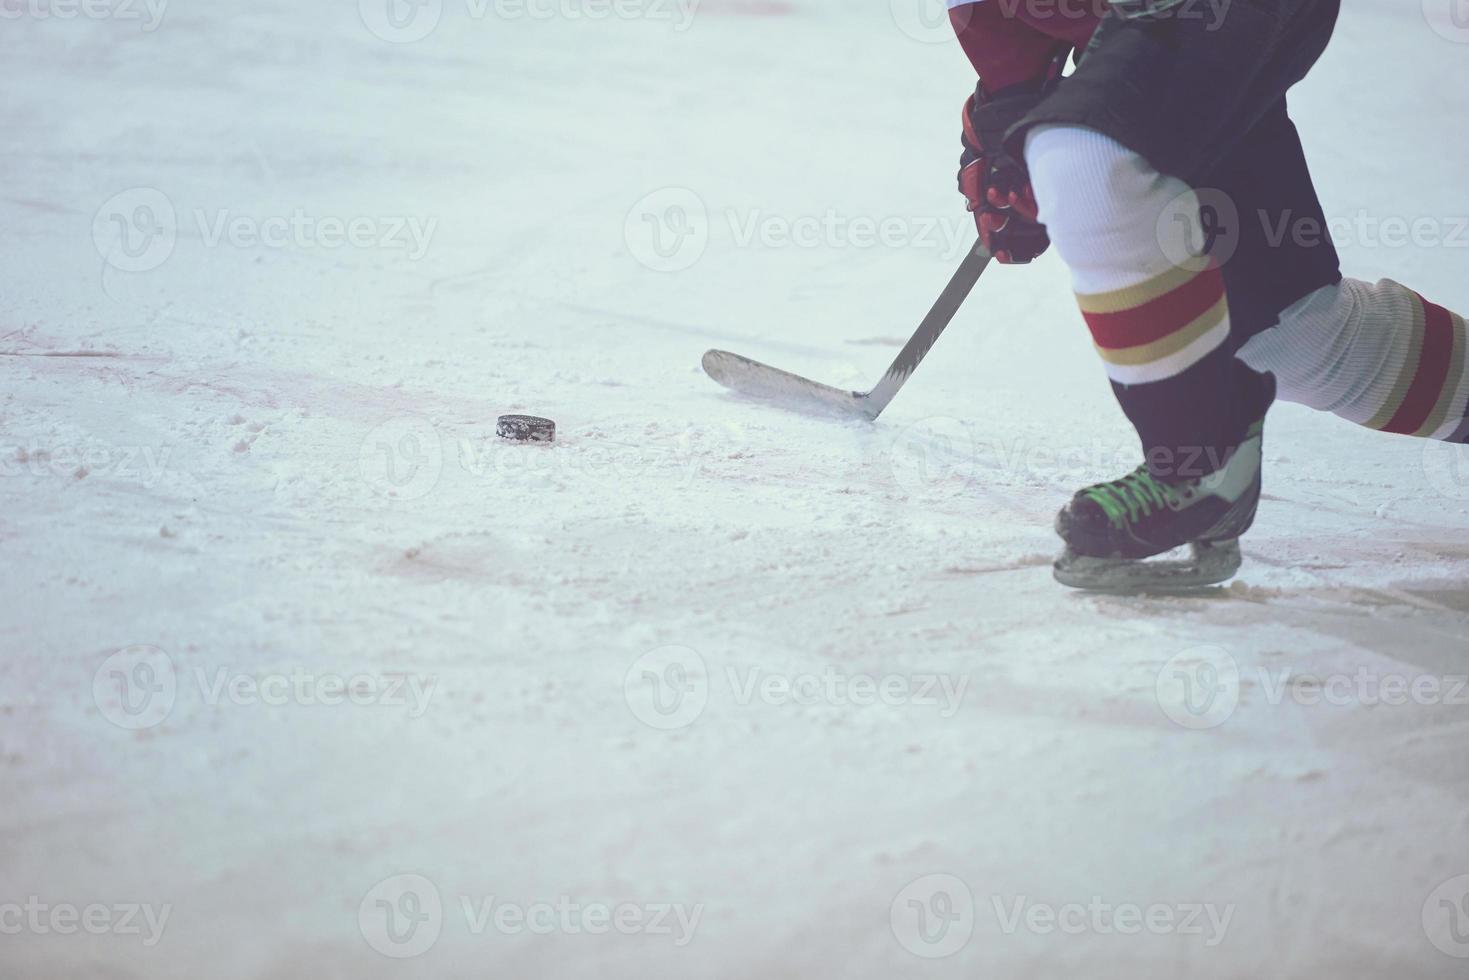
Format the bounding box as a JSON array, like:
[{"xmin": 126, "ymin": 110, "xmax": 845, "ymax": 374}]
[{"xmin": 863, "ymin": 239, "xmax": 991, "ymax": 417}]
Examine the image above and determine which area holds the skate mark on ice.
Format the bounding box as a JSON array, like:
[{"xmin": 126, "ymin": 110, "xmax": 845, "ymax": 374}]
[
  {"xmin": 1266, "ymin": 486, "xmax": 1461, "ymax": 536},
  {"xmin": 2, "ymin": 196, "xmax": 74, "ymax": 215},
  {"xmin": 382, "ymin": 534, "xmax": 518, "ymax": 582},
  {"xmin": 1349, "ymin": 585, "xmax": 1469, "ymax": 618},
  {"xmin": 940, "ymin": 554, "xmax": 1054, "ymax": 576},
  {"xmin": 1203, "ymin": 590, "xmax": 1469, "ymax": 674},
  {"xmin": 0, "ymin": 350, "xmax": 137, "ymax": 359},
  {"xmin": 19, "ymin": 354, "xmax": 495, "ymax": 423},
  {"xmin": 1392, "ymin": 583, "xmax": 1469, "ymax": 616}
]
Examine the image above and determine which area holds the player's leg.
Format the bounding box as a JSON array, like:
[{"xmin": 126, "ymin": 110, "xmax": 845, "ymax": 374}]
[
  {"xmin": 1212, "ymin": 101, "xmax": 1469, "ymax": 443},
  {"xmin": 1009, "ymin": 0, "xmax": 1343, "ymax": 586},
  {"xmin": 1025, "ymin": 125, "xmax": 1271, "ymax": 480},
  {"xmin": 1018, "ymin": 0, "xmax": 1345, "ymax": 471},
  {"xmin": 1242, "ymin": 282, "xmax": 1469, "ymax": 442},
  {"xmin": 1025, "ymin": 125, "xmax": 1271, "ymax": 589}
]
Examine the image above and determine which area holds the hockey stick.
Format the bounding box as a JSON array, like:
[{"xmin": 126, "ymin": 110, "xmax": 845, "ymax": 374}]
[{"xmin": 702, "ymin": 239, "xmax": 992, "ymax": 420}]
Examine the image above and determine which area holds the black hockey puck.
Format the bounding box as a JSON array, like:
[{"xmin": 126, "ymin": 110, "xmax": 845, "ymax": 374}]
[{"xmin": 496, "ymin": 415, "xmax": 556, "ymax": 443}]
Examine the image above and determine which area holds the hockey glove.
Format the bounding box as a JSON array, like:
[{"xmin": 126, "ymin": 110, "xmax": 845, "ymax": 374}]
[{"xmin": 958, "ymin": 62, "xmax": 1065, "ymax": 264}]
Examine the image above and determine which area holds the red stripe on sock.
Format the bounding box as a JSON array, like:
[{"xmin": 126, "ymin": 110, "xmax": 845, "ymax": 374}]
[
  {"xmin": 1083, "ymin": 266, "xmax": 1225, "ymax": 351},
  {"xmin": 1383, "ymin": 297, "xmax": 1455, "ymax": 435}
]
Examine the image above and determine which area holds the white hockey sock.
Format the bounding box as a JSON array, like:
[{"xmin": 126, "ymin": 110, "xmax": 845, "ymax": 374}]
[
  {"xmin": 1027, "ymin": 125, "xmax": 1469, "ymax": 443},
  {"xmin": 1025, "ymin": 125, "xmax": 1230, "ymax": 386},
  {"xmin": 1238, "ymin": 278, "xmax": 1469, "ymax": 440}
]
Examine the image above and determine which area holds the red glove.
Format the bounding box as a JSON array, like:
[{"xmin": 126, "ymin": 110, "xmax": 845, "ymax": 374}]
[{"xmin": 958, "ymin": 72, "xmax": 1061, "ymax": 264}]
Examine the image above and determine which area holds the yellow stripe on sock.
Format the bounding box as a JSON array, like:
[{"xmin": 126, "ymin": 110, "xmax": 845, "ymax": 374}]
[{"xmin": 1075, "ymin": 263, "xmax": 1200, "ymax": 316}]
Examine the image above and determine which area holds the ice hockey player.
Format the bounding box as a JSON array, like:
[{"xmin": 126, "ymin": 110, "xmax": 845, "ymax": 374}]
[{"xmin": 951, "ymin": 0, "xmax": 1469, "ymax": 591}]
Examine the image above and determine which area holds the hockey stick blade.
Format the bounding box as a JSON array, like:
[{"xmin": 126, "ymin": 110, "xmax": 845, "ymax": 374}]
[
  {"xmin": 701, "ymin": 349, "xmax": 876, "ymax": 419},
  {"xmin": 703, "ymin": 241, "xmax": 992, "ymax": 421}
]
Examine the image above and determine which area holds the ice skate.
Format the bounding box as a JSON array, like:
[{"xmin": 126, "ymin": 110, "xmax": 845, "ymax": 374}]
[{"xmin": 1052, "ymin": 419, "xmax": 1265, "ymax": 594}]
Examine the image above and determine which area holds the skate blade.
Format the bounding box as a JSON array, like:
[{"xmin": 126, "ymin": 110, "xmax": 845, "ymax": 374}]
[{"xmin": 1053, "ymin": 539, "xmax": 1242, "ymax": 594}]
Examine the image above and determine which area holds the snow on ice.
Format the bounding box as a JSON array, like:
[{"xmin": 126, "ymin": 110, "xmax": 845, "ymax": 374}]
[{"xmin": 1, "ymin": 1, "xmax": 1467, "ymax": 977}]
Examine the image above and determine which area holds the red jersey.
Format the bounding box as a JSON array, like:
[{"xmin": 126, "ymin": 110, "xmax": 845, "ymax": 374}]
[{"xmin": 950, "ymin": 1, "xmax": 1100, "ymax": 91}]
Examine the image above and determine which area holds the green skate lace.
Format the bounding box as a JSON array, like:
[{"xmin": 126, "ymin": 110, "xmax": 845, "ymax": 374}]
[{"xmin": 1083, "ymin": 467, "xmax": 1183, "ymax": 529}]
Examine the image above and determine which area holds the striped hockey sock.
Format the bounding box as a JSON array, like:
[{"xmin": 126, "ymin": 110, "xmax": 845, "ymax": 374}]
[
  {"xmin": 1026, "ymin": 125, "xmax": 1232, "ymax": 385},
  {"xmin": 1026, "ymin": 124, "xmax": 1259, "ymax": 474},
  {"xmin": 1239, "ymin": 279, "xmax": 1469, "ymax": 442},
  {"xmin": 1076, "ymin": 261, "xmax": 1230, "ymax": 386}
]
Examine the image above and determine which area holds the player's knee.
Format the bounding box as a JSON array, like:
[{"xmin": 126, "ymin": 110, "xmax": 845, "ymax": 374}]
[{"xmin": 1025, "ymin": 124, "xmax": 1193, "ymax": 280}]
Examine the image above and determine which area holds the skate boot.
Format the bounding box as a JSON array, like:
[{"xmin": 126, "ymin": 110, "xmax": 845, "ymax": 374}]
[{"xmin": 1052, "ymin": 416, "xmax": 1267, "ymax": 594}]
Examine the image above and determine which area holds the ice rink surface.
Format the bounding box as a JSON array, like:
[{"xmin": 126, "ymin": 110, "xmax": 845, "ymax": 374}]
[{"xmin": 3, "ymin": 0, "xmax": 1468, "ymax": 976}]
